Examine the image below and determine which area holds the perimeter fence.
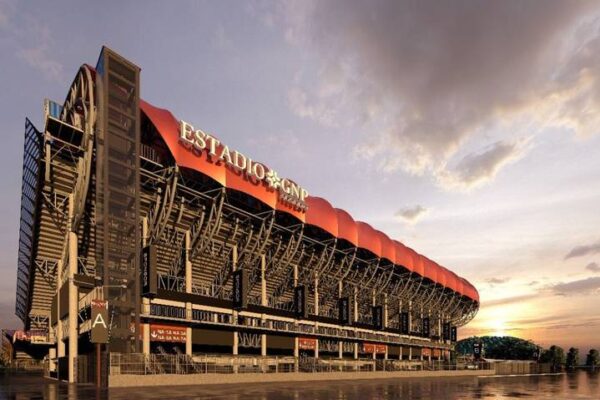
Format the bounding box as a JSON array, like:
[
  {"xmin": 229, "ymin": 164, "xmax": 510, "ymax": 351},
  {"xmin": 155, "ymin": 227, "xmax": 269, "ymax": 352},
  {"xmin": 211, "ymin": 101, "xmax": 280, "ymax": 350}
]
[{"xmin": 108, "ymin": 353, "xmax": 493, "ymax": 376}]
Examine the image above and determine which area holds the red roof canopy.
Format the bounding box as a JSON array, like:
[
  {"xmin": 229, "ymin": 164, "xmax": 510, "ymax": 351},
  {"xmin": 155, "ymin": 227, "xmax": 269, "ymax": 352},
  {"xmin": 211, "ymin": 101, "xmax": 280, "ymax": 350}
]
[{"xmin": 140, "ymin": 99, "xmax": 479, "ymax": 303}]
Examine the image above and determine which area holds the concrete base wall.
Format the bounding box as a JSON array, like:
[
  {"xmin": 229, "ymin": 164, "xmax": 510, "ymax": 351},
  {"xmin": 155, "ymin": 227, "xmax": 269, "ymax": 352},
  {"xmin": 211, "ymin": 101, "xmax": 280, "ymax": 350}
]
[{"xmin": 110, "ymin": 369, "xmax": 495, "ymax": 388}]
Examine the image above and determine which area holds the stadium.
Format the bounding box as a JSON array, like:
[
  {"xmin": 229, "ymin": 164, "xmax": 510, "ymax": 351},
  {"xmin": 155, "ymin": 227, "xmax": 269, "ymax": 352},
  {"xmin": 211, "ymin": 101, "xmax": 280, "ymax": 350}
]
[{"xmin": 15, "ymin": 47, "xmax": 479, "ymax": 385}]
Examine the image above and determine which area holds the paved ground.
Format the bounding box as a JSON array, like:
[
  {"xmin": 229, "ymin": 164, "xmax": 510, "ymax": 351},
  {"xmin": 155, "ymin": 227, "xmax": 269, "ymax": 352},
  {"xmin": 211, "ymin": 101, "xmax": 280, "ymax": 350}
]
[{"xmin": 1, "ymin": 370, "xmax": 598, "ymax": 399}]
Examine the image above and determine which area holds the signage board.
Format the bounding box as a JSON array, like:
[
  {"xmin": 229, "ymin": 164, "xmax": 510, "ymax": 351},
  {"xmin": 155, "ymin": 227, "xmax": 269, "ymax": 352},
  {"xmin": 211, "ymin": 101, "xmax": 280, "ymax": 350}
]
[
  {"xmin": 400, "ymin": 312, "xmax": 409, "ymax": 334},
  {"xmin": 232, "ymin": 269, "xmax": 248, "ymax": 310},
  {"xmin": 179, "ymin": 120, "xmax": 308, "ymax": 212},
  {"xmin": 422, "ymin": 317, "xmax": 430, "ymax": 338},
  {"xmin": 473, "ymin": 342, "xmax": 482, "ymax": 360},
  {"xmin": 149, "ymin": 324, "xmax": 186, "ymax": 343},
  {"xmin": 450, "ymin": 326, "xmax": 457, "ymax": 342},
  {"xmin": 91, "ymin": 299, "xmax": 109, "ymax": 344},
  {"xmin": 298, "ymin": 337, "xmax": 317, "ymax": 350},
  {"xmin": 372, "ymin": 305, "xmax": 383, "ymax": 330},
  {"xmin": 294, "ymin": 285, "xmax": 308, "ymax": 318},
  {"xmin": 363, "ymin": 343, "xmax": 387, "ymax": 354},
  {"xmin": 338, "ymin": 297, "xmax": 350, "ymax": 325},
  {"xmin": 141, "ymin": 245, "xmax": 157, "ymax": 297},
  {"xmin": 443, "ymin": 322, "xmax": 450, "ymax": 341}
]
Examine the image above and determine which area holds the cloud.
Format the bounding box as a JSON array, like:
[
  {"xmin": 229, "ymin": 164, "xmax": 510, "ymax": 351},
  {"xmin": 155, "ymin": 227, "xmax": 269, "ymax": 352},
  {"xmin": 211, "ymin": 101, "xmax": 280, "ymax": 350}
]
[
  {"xmin": 484, "ymin": 293, "xmax": 539, "ymax": 308},
  {"xmin": 549, "ymin": 276, "xmax": 600, "ymax": 296},
  {"xmin": 277, "ymin": 0, "xmax": 600, "ymax": 191},
  {"xmin": 486, "ymin": 277, "xmax": 510, "ymax": 286},
  {"xmin": 438, "ymin": 140, "xmax": 528, "ymax": 190},
  {"xmin": 16, "ymin": 24, "xmax": 63, "ymax": 81},
  {"xmin": 586, "ymin": 262, "xmax": 600, "ymax": 272},
  {"xmin": 395, "ymin": 205, "xmax": 428, "ymax": 223},
  {"xmin": 564, "ymin": 240, "xmax": 600, "ymax": 259}
]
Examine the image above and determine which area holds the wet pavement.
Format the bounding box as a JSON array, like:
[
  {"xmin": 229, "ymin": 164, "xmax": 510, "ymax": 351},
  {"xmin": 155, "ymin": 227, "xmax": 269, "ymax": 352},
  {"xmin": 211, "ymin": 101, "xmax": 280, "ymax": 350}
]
[{"xmin": 1, "ymin": 370, "xmax": 598, "ymax": 399}]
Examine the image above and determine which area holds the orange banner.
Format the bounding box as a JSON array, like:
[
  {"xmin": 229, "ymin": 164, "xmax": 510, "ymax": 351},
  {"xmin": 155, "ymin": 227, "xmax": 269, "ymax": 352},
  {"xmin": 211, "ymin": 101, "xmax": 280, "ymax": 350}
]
[
  {"xmin": 149, "ymin": 324, "xmax": 187, "ymax": 343},
  {"xmin": 363, "ymin": 343, "xmax": 387, "ymax": 354},
  {"xmin": 298, "ymin": 337, "xmax": 317, "ymax": 350}
]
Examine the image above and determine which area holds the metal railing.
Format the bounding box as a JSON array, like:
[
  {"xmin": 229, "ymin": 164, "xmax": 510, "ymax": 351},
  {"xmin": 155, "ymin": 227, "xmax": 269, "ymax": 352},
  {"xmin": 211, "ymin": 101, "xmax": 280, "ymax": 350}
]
[{"xmin": 108, "ymin": 353, "xmax": 493, "ymax": 376}]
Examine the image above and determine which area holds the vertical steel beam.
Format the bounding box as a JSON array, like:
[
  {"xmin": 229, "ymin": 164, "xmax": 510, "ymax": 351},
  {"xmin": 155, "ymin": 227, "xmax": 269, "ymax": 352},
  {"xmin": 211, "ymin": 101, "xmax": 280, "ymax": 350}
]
[
  {"xmin": 185, "ymin": 230, "xmax": 192, "ymax": 356},
  {"xmin": 68, "ymin": 230, "xmax": 78, "ymax": 383}
]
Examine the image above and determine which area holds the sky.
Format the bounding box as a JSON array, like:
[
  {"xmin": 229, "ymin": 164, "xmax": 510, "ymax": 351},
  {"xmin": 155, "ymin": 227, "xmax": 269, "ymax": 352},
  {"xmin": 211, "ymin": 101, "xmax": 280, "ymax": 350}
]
[{"xmin": 0, "ymin": 0, "xmax": 599, "ymax": 354}]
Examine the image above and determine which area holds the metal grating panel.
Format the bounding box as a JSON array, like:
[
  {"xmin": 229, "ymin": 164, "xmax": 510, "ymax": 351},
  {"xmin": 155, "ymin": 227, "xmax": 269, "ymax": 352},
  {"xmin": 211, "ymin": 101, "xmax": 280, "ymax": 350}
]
[{"xmin": 15, "ymin": 118, "xmax": 44, "ymax": 325}]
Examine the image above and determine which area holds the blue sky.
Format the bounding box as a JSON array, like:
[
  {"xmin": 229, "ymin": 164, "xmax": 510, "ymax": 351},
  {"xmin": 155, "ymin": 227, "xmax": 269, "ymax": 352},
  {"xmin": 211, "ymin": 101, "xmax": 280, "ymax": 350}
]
[{"xmin": 1, "ymin": 0, "xmax": 599, "ymax": 352}]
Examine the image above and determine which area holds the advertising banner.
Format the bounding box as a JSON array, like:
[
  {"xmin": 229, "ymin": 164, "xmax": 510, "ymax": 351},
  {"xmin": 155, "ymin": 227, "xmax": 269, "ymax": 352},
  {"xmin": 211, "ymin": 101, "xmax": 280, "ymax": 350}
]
[
  {"xmin": 149, "ymin": 324, "xmax": 187, "ymax": 343},
  {"xmin": 298, "ymin": 337, "xmax": 317, "ymax": 350},
  {"xmin": 422, "ymin": 317, "xmax": 430, "ymax": 338},
  {"xmin": 443, "ymin": 322, "xmax": 450, "ymax": 341},
  {"xmin": 141, "ymin": 245, "xmax": 157, "ymax": 297},
  {"xmin": 450, "ymin": 326, "xmax": 457, "ymax": 342},
  {"xmin": 294, "ymin": 285, "xmax": 308, "ymax": 319},
  {"xmin": 338, "ymin": 297, "xmax": 350, "ymax": 325},
  {"xmin": 400, "ymin": 312, "xmax": 409, "ymax": 334},
  {"xmin": 232, "ymin": 269, "xmax": 248, "ymax": 310},
  {"xmin": 363, "ymin": 343, "xmax": 387, "ymax": 354},
  {"xmin": 372, "ymin": 305, "xmax": 383, "ymax": 330}
]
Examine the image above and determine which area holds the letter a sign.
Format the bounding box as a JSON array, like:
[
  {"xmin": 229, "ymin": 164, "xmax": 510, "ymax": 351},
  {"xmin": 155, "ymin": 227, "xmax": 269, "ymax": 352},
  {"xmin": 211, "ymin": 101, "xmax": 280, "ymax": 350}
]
[{"xmin": 91, "ymin": 299, "xmax": 109, "ymax": 344}]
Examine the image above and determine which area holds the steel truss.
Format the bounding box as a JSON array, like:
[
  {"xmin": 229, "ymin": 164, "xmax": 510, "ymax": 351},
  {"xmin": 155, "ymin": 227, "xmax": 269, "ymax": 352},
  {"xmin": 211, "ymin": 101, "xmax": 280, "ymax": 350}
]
[{"xmin": 138, "ymin": 160, "xmax": 479, "ymax": 332}]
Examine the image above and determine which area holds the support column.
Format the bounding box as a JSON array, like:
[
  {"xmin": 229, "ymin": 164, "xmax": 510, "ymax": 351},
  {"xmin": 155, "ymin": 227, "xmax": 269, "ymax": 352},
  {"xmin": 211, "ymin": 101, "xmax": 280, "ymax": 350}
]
[
  {"xmin": 260, "ymin": 255, "xmax": 267, "ymax": 357},
  {"xmin": 185, "ymin": 231, "xmax": 192, "ymax": 356},
  {"xmin": 408, "ymin": 300, "xmax": 412, "ymax": 335},
  {"xmin": 383, "ymin": 294, "xmax": 388, "ymax": 329},
  {"xmin": 353, "ymin": 286, "xmax": 358, "ymax": 324},
  {"xmin": 314, "ymin": 276, "xmax": 319, "ymax": 316},
  {"xmin": 141, "ymin": 217, "xmax": 150, "ymax": 355},
  {"xmin": 232, "ymin": 245, "xmax": 239, "ymax": 363},
  {"xmin": 56, "ymin": 260, "xmax": 64, "ymax": 359},
  {"xmin": 314, "ymin": 275, "xmax": 319, "ymax": 359},
  {"xmin": 67, "ymin": 194, "xmax": 78, "ymax": 383},
  {"xmin": 338, "ymin": 281, "xmax": 343, "ymax": 359},
  {"xmin": 399, "ymin": 345, "xmax": 403, "ymax": 360},
  {"xmin": 409, "ymin": 346, "xmax": 412, "ymax": 360},
  {"xmin": 371, "ymin": 290, "xmax": 376, "ymax": 361},
  {"xmin": 68, "ymin": 231, "xmax": 78, "ymax": 383},
  {"xmin": 293, "ymin": 263, "xmax": 299, "ymax": 371}
]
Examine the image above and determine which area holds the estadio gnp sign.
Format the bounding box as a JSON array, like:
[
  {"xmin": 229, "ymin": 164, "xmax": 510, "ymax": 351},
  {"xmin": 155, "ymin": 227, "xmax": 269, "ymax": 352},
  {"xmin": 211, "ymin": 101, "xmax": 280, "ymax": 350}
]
[{"xmin": 179, "ymin": 121, "xmax": 308, "ymax": 211}]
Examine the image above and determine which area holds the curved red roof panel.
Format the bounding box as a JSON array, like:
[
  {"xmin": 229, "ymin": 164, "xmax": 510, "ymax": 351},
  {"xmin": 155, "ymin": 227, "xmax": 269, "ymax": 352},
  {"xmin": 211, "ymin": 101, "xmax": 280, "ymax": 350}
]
[
  {"xmin": 407, "ymin": 247, "xmax": 424, "ymax": 277},
  {"xmin": 446, "ymin": 271, "xmax": 459, "ymax": 293},
  {"xmin": 455, "ymin": 277, "xmax": 464, "ymax": 296},
  {"xmin": 305, "ymin": 196, "xmax": 337, "ymax": 237},
  {"xmin": 141, "ymin": 100, "xmax": 226, "ymax": 186},
  {"xmin": 376, "ymin": 230, "xmax": 395, "ymax": 263},
  {"xmin": 356, "ymin": 222, "xmax": 382, "ymax": 257},
  {"xmin": 437, "ymin": 265, "xmax": 448, "ymax": 288},
  {"xmin": 335, "ymin": 208, "xmax": 358, "ymax": 246},
  {"xmin": 275, "ymin": 183, "xmax": 306, "ymax": 222},
  {"xmin": 225, "ymin": 164, "xmax": 277, "ymax": 209},
  {"xmin": 393, "ymin": 241, "xmax": 414, "ymax": 272},
  {"xmin": 423, "ymin": 256, "xmax": 438, "ymax": 283}
]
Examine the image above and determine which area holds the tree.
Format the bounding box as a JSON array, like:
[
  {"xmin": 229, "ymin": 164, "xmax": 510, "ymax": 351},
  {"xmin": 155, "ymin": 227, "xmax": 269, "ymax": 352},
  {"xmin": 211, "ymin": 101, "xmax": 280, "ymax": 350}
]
[
  {"xmin": 540, "ymin": 345, "xmax": 565, "ymax": 372},
  {"xmin": 456, "ymin": 336, "xmax": 540, "ymax": 360},
  {"xmin": 566, "ymin": 347, "xmax": 579, "ymax": 369},
  {"xmin": 586, "ymin": 349, "xmax": 600, "ymax": 368}
]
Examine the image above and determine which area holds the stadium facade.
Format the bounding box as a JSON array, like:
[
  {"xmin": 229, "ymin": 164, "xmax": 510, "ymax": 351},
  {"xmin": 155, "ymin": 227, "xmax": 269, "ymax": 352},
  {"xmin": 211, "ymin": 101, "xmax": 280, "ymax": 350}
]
[{"xmin": 15, "ymin": 47, "xmax": 479, "ymax": 383}]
